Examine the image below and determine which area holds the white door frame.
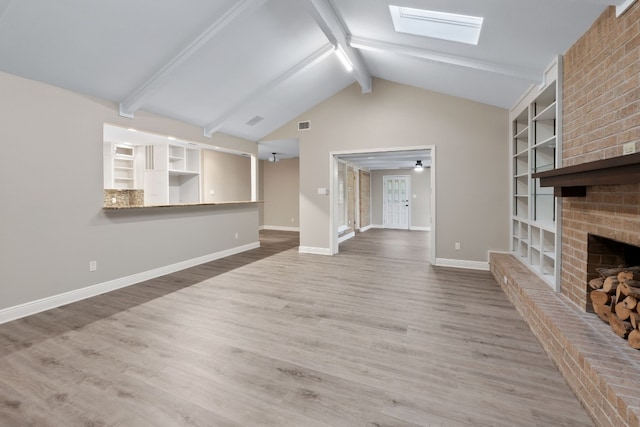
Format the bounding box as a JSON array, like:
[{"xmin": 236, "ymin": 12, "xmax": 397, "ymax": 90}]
[
  {"xmin": 382, "ymin": 175, "xmax": 411, "ymax": 229},
  {"xmin": 329, "ymin": 145, "xmax": 436, "ymax": 265}
]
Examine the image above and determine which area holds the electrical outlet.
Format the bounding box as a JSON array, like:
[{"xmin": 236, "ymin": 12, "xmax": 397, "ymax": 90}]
[
  {"xmin": 234, "ymin": 232, "xmax": 239, "ymax": 239},
  {"xmin": 291, "ymin": 217, "xmax": 295, "ymax": 223},
  {"xmin": 623, "ymin": 141, "xmax": 636, "ymax": 155},
  {"xmin": 89, "ymin": 261, "xmax": 97, "ymax": 272},
  {"xmin": 455, "ymin": 242, "xmax": 461, "ymax": 251}
]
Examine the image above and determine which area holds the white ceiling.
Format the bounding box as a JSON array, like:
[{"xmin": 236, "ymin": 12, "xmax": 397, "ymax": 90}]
[{"xmin": 0, "ymin": 0, "xmax": 617, "ymax": 157}]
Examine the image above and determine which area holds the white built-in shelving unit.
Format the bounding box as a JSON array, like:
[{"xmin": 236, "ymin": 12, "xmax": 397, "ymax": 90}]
[
  {"xmin": 510, "ymin": 57, "xmax": 563, "ymax": 291},
  {"xmin": 144, "ymin": 143, "xmax": 201, "ymax": 205},
  {"xmin": 104, "ymin": 143, "xmax": 143, "ymax": 190}
]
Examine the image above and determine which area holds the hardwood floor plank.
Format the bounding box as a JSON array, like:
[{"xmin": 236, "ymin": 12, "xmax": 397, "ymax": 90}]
[{"xmin": 0, "ymin": 229, "xmax": 593, "ymax": 426}]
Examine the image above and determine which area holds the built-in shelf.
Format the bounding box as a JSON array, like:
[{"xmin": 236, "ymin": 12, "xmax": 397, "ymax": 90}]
[
  {"xmin": 510, "ymin": 57, "xmax": 562, "ymax": 291},
  {"xmin": 533, "ymin": 102, "xmax": 557, "ymax": 121},
  {"xmin": 533, "ymin": 152, "xmax": 640, "ymax": 196}
]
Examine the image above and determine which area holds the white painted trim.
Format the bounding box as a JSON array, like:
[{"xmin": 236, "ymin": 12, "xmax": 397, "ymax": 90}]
[
  {"xmin": 329, "ymin": 145, "xmax": 435, "ymax": 260},
  {"xmin": 308, "ymin": 0, "xmax": 372, "ymax": 93},
  {"xmin": 258, "ymin": 225, "xmax": 265, "ymax": 230},
  {"xmin": 338, "ymin": 231, "xmax": 355, "ymax": 243},
  {"xmin": 263, "ymin": 225, "xmax": 300, "ymax": 232},
  {"xmin": 371, "ymin": 224, "xmax": 384, "ymax": 229},
  {"xmin": 119, "ymin": 0, "xmax": 268, "ymax": 117},
  {"xmin": 298, "ymin": 246, "xmax": 332, "ymax": 255},
  {"xmin": 429, "ymin": 146, "xmax": 437, "ymax": 266},
  {"xmin": 434, "ymin": 258, "xmax": 490, "ymax": 271},
  {"xmin": 617, "ymin": 0, "xmax": 637, "ymax": 16},
  {"xmin": 410, "ymin": 226, "xmax": 431, "ymax": 231},
  {"xmin": 359, "ymin": 224, "xmax": 373, "ymax": 232},
  {"xmin": 349, "ymin": 36, "xmax": 541, "ymax": 83},
  {"xmin": 203, "ymin": 43, "xmax": 334, "ymax": 136},
  {"xmin": 0, "ymin": 241, "xmax": 260, "ymax": 325}
]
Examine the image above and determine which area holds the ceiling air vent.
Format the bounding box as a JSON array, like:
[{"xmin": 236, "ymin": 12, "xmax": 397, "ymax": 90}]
[
  {"xmin": 246, "ymin": 115, "xmax": 264, "ymax": 126},
  {"xmin": 298, "ymin": 120, "xmax": 310, "ymax": 131}
]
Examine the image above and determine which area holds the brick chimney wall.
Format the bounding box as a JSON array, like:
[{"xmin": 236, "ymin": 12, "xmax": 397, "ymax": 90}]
[{"xmin": 562, "ymin": 5, "xmax": 640, "ymax": 310}]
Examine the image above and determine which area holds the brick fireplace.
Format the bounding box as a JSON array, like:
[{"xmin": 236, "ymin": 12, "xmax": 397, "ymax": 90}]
[
  {"xmin": 491, "ymin": 5, "xmax": 640, "ymax": 427},
  {"xmin": 562, "ymin": 184, "xmax": 640, "ymax": 311}
]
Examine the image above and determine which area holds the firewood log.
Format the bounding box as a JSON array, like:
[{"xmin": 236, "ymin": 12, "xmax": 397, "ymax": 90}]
[
  {"xmin": 620, "ymin": 282, "xmax": 640, "ymax": 299},
  {"xmin": 590, "ymin": 289, "xmax": 611, "ymax": 306},
  {"xmin": 622, "ymin": 280, "xmax": 640, "ymax": 288},
  {"xmin": 588, "ymin": 277, "xmax": 605, "ymax": 290},
  {"xmin": 593, "ymin": 302, "xmax": 611, "ymax": 323},
  {"xmin": 628, "ymin": 329, "xmax": 640, "ymax": 350},
  {"xmin": 603, "ymin": 276, "xmax": 620, "ymax": 293},
  {"xmin": 597, "ymin": 266, "xmax": 640, "ymax": 278},
  {"xmin": 609, "ymin": 313, "xmax": 633, "ymax": 338},
  {"xmin": 615, "ymin": 301, "xmax": 631, "ymax": 320},
  {"xmin": 618, "ymin": 271, "xmax": 640, "ymax": 282},
  {"xmin": 630, "ymin": 312, "xmax": 640, "ymax": 330},
  {"xmin": 623, "ymin": 296, "xmax": 638, "ymax": 310}
]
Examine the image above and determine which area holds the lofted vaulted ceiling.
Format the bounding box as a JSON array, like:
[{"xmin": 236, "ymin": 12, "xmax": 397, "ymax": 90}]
[{"xmin": 0, "ymin": 0, "xmax": 623, "ymax": 148}]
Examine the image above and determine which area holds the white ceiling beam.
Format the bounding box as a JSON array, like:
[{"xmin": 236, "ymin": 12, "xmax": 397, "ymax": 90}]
[
  {"xmin": 305, "ymin": 0, "xmax": 371, "ymax": 93},
  {"xmin": 119, "ymin": 0, "xmax": 269, "ymax": 118},
  {"xmin": 203, "ymin": 43, "xmax": 334, "ymax": 137},
  {"xmin": 349, "ymin": 36, "xmax": 542, "ymax": 84}
]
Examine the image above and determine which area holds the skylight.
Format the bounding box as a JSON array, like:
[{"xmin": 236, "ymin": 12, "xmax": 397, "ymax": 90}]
[{"xmin": 389, "ymin": 5, "xmax": 483, "ymax": 45}]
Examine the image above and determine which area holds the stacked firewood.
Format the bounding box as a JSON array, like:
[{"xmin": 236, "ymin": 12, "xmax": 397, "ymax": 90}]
[{"xmin": 589, "ymin": 266, "xmax": 640, "ymax": 350}]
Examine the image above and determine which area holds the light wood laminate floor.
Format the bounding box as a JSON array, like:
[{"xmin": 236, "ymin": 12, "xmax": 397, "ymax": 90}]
[{"xmin": 0, "ymin": 229, "xmax": 593, "ymax": 426}]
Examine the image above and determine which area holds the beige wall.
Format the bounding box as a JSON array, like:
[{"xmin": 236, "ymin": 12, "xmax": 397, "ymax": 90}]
[
  {"xmin": 371, "ymin": 168, "xmax": 431, "ymax": 229},
  {"xmin": 202, "ymin": 150, "xmax": 251, "ymax": 203},
  {"xmin": 0, "ymin": 70, "xmax": 259, "ymax": 312},
  {"xmin": 266, "ymin": 78, "xmax": 509, "ymax": 262},
  {"xmin": 262, "ymin": 158, "xmax": 299, "ymax": 229}
]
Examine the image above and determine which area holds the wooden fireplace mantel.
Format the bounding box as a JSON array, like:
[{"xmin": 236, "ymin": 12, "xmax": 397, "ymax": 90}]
[{"xmin": 532, "ymin": 152, "xmax": 640, "ymax": 197}]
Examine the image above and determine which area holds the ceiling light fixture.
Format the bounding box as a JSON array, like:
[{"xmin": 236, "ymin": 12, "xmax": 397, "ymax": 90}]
[
  {"xmin": 334, "ymin": 45, "xmax": 353, "ymax": 72},
  {"xmin": 269, "ymin": 152, "xmax": 280, "ymax": 163},
  {"xmin": 414, "ymin": 160, "xmax": 424, "ymax": 171},
  {"xmin": 389, "ymin": 5, "xmax": 483, "ymax": 45}
]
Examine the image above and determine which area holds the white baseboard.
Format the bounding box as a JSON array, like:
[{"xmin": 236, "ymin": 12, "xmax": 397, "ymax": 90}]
[
  {"xmin": 434, "ymin": 258, "xmax": 490, "ymax": 271},
  {"xmin": 0, "ymin": 241, "xmax": 261, "ymax": 325},
  {"xmin": 370, "ymin": 224, "xmax": 430, "ymax": 231},
  {"xmin": 262, "ymin": 225, "xmax": 300, "ymax": 232},
  {"xmin": 298, "ymin": 246, "xmax": 331, "ymax": 256},
  {"xmin": 359, "ymin": 225, "xmax": 373, "ymax": 232},
  {"xmin": 338, "ymin": 231, "xmax": 355, "ymax": 243},
  {"xmin": 258, "ymin": 225, "xmax": 265, "ymax": 230}
]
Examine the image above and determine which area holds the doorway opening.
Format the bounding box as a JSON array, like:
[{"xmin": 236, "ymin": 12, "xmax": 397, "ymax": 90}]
[{"xmin": 329, "ymin": 146, "xmax": 435, "ymax": 264}]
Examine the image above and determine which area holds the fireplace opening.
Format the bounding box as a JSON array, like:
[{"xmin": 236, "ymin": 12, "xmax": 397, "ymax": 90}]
[
  {"xmin": 587, "ymin": 234, "xmax": 640, "ymax": 283},
  {"xmin": 587, "ymin": 234, "xmax": 640, "ymax": 349}
]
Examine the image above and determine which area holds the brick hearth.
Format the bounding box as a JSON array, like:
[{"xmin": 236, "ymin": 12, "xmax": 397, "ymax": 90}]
[{"xmin": 491, "ymin": 253, "xmax": 640, "ymax": 427}]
